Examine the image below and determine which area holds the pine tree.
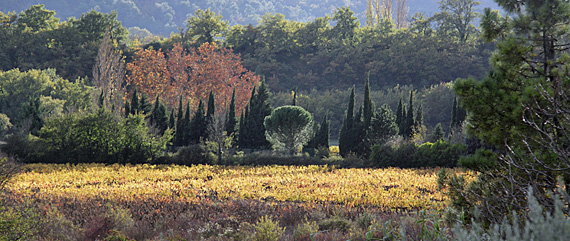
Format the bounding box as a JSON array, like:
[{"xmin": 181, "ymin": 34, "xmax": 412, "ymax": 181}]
[
  {"xmin": 429, "ymin": 123, "xmax": 445, "ymax": 142},
  {"xmin": 130, "ymin": 88, "xmax": 139, "ymax": 115},
  {"xmin": 226, "ymin": 89, "xmax": 237, "ymax": 138},
  {"xmin": 339, "ymin": 87, "xmax": 355, "ymax": 157}
]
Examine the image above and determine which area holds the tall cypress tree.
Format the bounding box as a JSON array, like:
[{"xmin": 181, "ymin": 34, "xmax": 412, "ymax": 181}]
[
  {"xmin": 339, "ymin": 87, "xmax": 355, "ymax": 157},
  {"xmin": 169, "ymin": 108, "xmax": 176, "ymax": 130},
  {"xmin": 415, "ymin": 103, "xmax": 423, "ymax": 134},
  {"xmin": 226, "ymin": 89, "xmax": 237, "ymax": 138},
  {"xmin": 363, "ymin": 73, "xmax": 374, "ymax": 129},
  {"xmin": 404, "ymin": 91, "xmax": 415, "ymax": 138},
  {"xmin": 451, "ymin": 96, "xmax": 458, "ymax": 129},
  {"xmin": 395, "ymin": 98, "xmax": 403, "ymax": 133},
  {"xmin": 246, "ymin": 82, "xmax": 271, "ymax": 149},
  {"xmin": 150, "ymin": 95, "xmax": 169, "ymax": 134},
  {"xmin": 189, "ymin": 100, "xmax": 206, "ymax": 144},
  {"xmin": 174, "ymin": 97, "xmax": 185, "ymax": 146},
  {"xmin": 206, "ymin": 91, "xmax": 215, "ymax": 121},
  {"xmin": 124, "ymin": 100, "xmax": 131, "ymax": 118},
  {"xmin": 130, "ymin": 88, "xmax": 139, "ymax": 115},
  {"xmin": 139, "ymin": 93, "xmax": 152, "ymax": 114},
  {"xmin": 238, "ymin": 107, "xmax": 248, "ymax": 148},
  {"xmin": 316, "ymin": 113, "xmax": 330, "ymax": 148}
]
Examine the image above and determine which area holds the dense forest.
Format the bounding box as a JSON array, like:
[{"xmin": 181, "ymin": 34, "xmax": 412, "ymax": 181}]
[{"xmin": 1, "ymin": 0, "xmax": 499, "ymax": 36}]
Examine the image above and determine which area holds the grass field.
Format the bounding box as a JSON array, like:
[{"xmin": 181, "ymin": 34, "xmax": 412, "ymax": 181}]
[{"xmin": 2, "ymin": 164, "xmax": 474, "ymax": 240}]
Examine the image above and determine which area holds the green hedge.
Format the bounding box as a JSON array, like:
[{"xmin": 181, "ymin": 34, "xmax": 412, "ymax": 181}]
[{"xmin": 369, "ymin": 140, "xmax": 466, "ymax": 168}]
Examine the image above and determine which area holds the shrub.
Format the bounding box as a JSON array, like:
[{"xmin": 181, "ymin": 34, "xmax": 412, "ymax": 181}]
[
  {"xmin": 172, "ymin": 144, "xmax": 211, "ymax": 165},
  {"xmin": 318, "ymin": 216, "xmax": 352, "ymax": 233},
  {"xmin": 252, "ymin": 216, "xmax": 284, "ymax": 241},
  {"xmin": 369, "ymin": 140, "xmax": 466, "ymax": 168},
  {"xmin": 452, "ymin": 184, "xmax": 570, "ymax": 241}
]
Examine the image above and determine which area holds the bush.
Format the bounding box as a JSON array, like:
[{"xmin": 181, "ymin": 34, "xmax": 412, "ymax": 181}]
[
  {"xmin": 452, "ymin": 184, "xmax": 570, "ymax": 241},
  {"xmin": 252, "ymin": 216, "xmax": 284, "ymax": 241},
  {"xmin": 369, "ymin": 140, "xmax": 466, "ymax": 168},
  {"xmin": 27, "ymin": 109, "xmax": 173, "ymax": 164},
  {"xmin": 172, "ymin": 144, "xmax": 212, "ymax": 165},
  {"xmin": 318, "ymin": 217, "xmax": 352, "ymax": 233}
]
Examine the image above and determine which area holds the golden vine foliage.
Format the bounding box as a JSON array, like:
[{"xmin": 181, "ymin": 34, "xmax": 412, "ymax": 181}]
[
  {"xmin": 8, "ymin": 164, "xmax": 474, "ymax": 212},
  {"xmin": 126, "ymin": 42, "xmax": 259, "ymax": 113}
]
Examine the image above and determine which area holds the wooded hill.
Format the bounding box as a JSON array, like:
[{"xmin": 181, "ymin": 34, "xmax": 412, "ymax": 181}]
[{"xmin": 1, "ymin": 0, "xmax": 499, "ymax": 36}]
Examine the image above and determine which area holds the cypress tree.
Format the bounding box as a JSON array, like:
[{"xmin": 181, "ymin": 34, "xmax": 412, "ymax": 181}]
[
  {"xmin": 169, "ymin": 108, "xmax": 176, "ymax": 130},
  {"xmin": 363, "ymin": 73, "xmax": 374, "ymax": 129},
  {"xmin": 292, "ymin": 88, "xmax": 297, "ymax": 106},
  {"xmin": 404, "ymin": 91, "xmax": 415, "ymax": 138},
  {"xmin": 316, "ymin": 113, "xmax": 330, "ymax": 148},
  {"xmin": 139, "ymin": 93, "xmax": 152, "ymax": 114},
  {"xmin": 451, "ymin": 96, "xmax": 458, "ymax": 128},
  {"xmin": 206, "ymin": 91, "xmax": 215, "ymax": 121},
  {"xmin": 187, "ymin": 100, "xmax": 196, "ymax": 145},
  {"xmin": 174, "ymin": 97, "xmax": 185, "ymax": 146},
  {"xmin": 124, "ymin": 100, "xmax": 130, "ymax": 118},
  {"xmin": 130, "ymin": 88, "xmax": 139, "ymax": 115},
  {"xmin": 456, "ymin": 98, "xmax": 466, "ymax": 125},
  {"xmin": 226, "ymin": 89, "xmax": 237, "ymax": 138},
  {"xmin": 189, "ymin": 100, "xmax": 206, "ymax": 144},
  {"xmin": 247, "ymin": 82, "xmax": 271, "ymax": 149},
  {"xmin": 339, "ymin": 86, "xmax": 355, "ymax": 157},
  {"xmin": 238, "ymin": 107, "xmax": 247, "ymax": 148},
  {"xmin": 415, "ymin": 103, "xmax": 423, "ymax": 135},
  {"xmin": 150, "ymin": 95, "xmax": 169, "ymax": 134},
  {"xmin": 395, "ymin": 98, "xmax": 403, "ymax": 133}
]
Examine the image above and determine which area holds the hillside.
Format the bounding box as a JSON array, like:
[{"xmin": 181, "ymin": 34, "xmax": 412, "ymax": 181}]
[{"xmin": 1, "ymin": 0, "xmax": 499, "ymax": 36}]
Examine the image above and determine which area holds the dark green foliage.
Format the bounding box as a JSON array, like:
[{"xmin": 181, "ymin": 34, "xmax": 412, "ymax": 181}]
[
  {"xmin": 173, "ymin": 97, "xmax": 185, "ymax": 146},
  {"xmin": 21, "ymin": 96, "xmax": 43, "ymax": 135},
  {"xmin": 206, "ymin": 91, "xmax": 215, "ymax": 121},
  {"xmin": 149, "ymin": 95, "xmax": 169, "ymax": 135},
  {"xmin": 314, "ymin": 113, "xmax": 330, "ymax": 149},
  {"xmin": 239, "ymin": 83, "xmax": 272, "ymax": 149},
  {"xmin": 363, "ymin": 73, "xmax": 374, "ymax": 129},
  {"xmin": 367, "ymin": 104, "xmax": 398, "ymax": 146},
  {"xmin": 37, "ymin": 109, "xmax": 172, "ymax": 164},
  {"xmin": 404, "ymin": 91, "xmax": 415, "ymax": 138},
  {"xmin": 369, "ymin": 140, "xmax": 466, "ymax": 168},
  {"xmin": 138, "ymin": 93, "xmax": 152, "ymax": 115},
  {"xmin": 264, "ymin": 106, "xmax": 313, "ymax": 154},
  {"xmin": 189, "ymin": 100, "xmax": 206, "ymax": 144},
  {"xmin": 225, "ymin": 89, "xmax": 237, "ymax": 138},
  {"xmin": 168, "ymin": 108, "xmax": 176, "ymax": 130},
  {"xmin": 395, "ymin": 98, "xmax": 403, "ymax": 131},
  {"xmin": 338, "ymin": 87, "xmax": 355, "ymax": 157},
  {"xmin": 429, "ymin": 123, "xmax": 445, "ymax": 142},
  {"xmin": 123, "ymin": 100, "xmax": 130, "ymax": 118},
  {"xmin": 129, "ymin": 88, "xmax": 139, "ymax": 115}
]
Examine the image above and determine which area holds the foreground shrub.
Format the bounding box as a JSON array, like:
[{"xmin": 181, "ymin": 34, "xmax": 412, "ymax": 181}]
[
  {"xmin": 452, "ymin": 184, "xmax": 570, "ymax": 241},
  {"xmin": 252, "ymin": 215, "xmax": 284, "ymax": 241}
]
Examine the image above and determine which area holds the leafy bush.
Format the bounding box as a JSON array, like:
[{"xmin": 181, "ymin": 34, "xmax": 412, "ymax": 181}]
[
  {"xmin": 452, "ymin": 184, "xmax": 570, "ymax": 241},
  {"xmin": 369, "ymin": 140, "xmax": 466, "ymax": 168},
  {"xmin": 252, "ymin": 216, "xmax": 284, "ymax": 241},
  {"xmin": 26, "ymin": 109, "xmax": 173, "ymax": 164},
  {"xmin": 318, "ymin": 216, "xmax": 352, "ymax": 233}
]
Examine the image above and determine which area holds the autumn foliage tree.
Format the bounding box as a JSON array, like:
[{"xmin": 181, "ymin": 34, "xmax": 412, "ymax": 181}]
[{"xmin": 126, "ymin": 42, "xmax": 259, "ymax": 114}]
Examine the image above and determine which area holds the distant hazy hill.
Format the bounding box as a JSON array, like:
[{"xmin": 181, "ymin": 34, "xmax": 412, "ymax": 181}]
[{"xmin": 1, "ymin": 0, "xmax": 499, "ymax": 36}]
